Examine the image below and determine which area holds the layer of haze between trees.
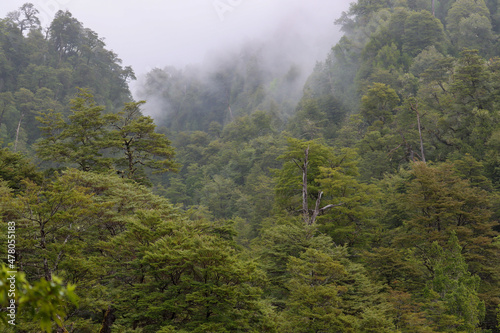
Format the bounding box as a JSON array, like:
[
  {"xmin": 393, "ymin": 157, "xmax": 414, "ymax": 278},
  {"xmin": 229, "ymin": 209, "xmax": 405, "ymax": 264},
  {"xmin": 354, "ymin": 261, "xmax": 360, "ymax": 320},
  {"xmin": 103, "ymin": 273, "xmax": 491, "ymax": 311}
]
[{"xmin": 133, "ymin": 7, "xmax": 345, "ymax": 132}]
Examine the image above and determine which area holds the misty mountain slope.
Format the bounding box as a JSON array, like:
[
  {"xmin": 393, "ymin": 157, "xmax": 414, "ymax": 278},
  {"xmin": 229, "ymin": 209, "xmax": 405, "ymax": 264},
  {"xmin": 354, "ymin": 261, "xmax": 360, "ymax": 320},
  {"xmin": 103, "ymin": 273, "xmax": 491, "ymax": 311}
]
[
  {"xmin": 154, "ymin": 1, "xmax": 500, "ymax": 330},
  {"xmin": 3, "ymin": 1, "xmax": 500, "ymax": 332},
  {"xmin": 135, "ymin": 21, "xmax": 345, "ymax": 132},
  {"xmin": 297, "ymin": 0, "xmax": 500, "ymax": 177}
]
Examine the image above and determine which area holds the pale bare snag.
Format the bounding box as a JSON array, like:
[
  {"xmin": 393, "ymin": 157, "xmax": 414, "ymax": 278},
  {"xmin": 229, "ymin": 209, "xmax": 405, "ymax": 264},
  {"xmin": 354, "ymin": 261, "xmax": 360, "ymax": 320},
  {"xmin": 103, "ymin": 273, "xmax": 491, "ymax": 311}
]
[{"xmin": 293, "ymin": 145, "xmax": 342, "ymax": 225}]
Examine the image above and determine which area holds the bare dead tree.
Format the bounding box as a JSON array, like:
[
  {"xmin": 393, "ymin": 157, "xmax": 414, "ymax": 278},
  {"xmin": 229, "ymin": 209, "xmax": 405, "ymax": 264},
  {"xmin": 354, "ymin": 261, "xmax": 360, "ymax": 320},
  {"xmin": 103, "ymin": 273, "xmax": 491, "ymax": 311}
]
[
  {"xmin": 293, "ymin": 145, "xmax": 342, "ymax": 225},
  {"xmin": 14, "ymin": 112, "xmax": 24, "ymax": 152},
  {"xmin": 409, "ymin": 99, "xmax": 426, "ymax": 163},
  {"xmin": 292, "ymin": 145, "xmax": 310, "ymax": 224}
]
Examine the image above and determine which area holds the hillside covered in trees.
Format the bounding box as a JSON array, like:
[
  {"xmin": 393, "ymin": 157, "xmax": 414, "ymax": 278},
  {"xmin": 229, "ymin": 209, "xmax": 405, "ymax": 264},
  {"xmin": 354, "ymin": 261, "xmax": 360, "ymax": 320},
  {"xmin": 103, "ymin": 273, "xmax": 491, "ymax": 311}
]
[{"xmin": 2, "ymin": 0, "xmax": 500, "ymax": 332}]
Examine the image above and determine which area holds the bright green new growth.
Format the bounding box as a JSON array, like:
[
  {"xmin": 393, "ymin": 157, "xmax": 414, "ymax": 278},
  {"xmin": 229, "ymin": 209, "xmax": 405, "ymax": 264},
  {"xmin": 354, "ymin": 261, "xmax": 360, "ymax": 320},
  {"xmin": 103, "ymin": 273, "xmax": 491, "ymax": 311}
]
[{"xmin": 0, "ymin": 265, "xmax": 78, "ymax": 333}]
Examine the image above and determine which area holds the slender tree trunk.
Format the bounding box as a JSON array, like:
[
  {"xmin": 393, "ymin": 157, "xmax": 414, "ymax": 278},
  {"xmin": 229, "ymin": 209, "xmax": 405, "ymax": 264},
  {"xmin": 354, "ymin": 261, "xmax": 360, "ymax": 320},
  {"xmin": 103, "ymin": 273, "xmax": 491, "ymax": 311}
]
[
  {"xmin": 42, "ymin": 244, "xmax": 52, "ymax": 281},
  {"xmin": 14, "ymin": 112, "xmax": 24, "ymax": 152},
  {"xmin": 226, "ymin": 86, "xmax": 234, "ymax": 121},
  {"xmin": 416, "ymin": 109, "xmax": 425, "ymax": 163},
  {"xmin": 99, "ymin": 306, "xmax": 116, "ymax": 333},
  {"xmin": 302, "ymin": 146, "xmax": 309, "ymax": 224},
  {"xmin": 309, "ymin": 191, "xmax": 323, "ymax": 225},
  {"xmin": 43, "ymin": 257, "xmax": 52, "ymax": 282},
  {"xmin": 294, "ymin": 145, "xmax": 343, "ymax": 225},
  {"xmin": 411, "ymin": 101, "xmax": 426, "ymax": 163}
]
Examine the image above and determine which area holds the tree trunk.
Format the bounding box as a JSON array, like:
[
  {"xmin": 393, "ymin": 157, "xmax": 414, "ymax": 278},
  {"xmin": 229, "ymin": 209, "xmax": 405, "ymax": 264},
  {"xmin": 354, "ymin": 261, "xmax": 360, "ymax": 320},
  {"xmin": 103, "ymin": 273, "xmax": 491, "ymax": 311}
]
[
  {"xmin": 14, "ymin": 112, "xmax": 24, "ymax": 152},
  {"xmin": 302, "ymin": 146, "xmax": 309, "ymax": 224},
  {"xmin": 411, "ymin": 101, "xmax": 426, "ymax": 163},
  {"xmin": 309, "ymin": 191, "xmax": 323, "ymax": 225},
  {"xmin": 416, "ymin": 109, "xmax": 426, "ymax": 163},
  {"xmin": 40, "ymin": 226, "xmax": 52, "ymax": 281},
  {"xmin": 293, "ymin": 145, "xmax": 343, "ymax": 225},
  {"xmin": 43, "ymin": 257, "xmax": 52, "ymax": 282},
  {"xmin": 99, "ymin": 306, "xmax": 116, "ymax": 333}
]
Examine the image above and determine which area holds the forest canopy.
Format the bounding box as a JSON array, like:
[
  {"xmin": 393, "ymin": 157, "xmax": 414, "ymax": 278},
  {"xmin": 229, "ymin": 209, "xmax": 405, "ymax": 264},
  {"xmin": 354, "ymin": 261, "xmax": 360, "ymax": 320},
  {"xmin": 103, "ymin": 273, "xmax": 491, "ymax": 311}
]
[{"xmin": 2, "ymin": 1, "xmax": 500, "ymax": 332}]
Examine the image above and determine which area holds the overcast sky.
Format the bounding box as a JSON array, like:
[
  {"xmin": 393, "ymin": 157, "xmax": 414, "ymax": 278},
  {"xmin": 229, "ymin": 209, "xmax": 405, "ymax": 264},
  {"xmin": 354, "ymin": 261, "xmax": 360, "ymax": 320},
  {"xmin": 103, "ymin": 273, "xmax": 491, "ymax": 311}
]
[{"xmin": 1, "ymin": 0, "xmax": 351, "ymax": 88}]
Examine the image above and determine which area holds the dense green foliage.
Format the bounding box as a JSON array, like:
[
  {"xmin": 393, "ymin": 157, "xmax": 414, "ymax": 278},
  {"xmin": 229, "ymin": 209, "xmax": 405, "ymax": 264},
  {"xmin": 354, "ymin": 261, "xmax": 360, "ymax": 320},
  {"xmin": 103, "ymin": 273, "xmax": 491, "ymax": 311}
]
[
  {"xmin": 0, "ymin": 5, "xmax": 133, "ymax": 152},
  {"xmin": 2, "ymin": 1, "xmax": 500, "ymax": 332}
]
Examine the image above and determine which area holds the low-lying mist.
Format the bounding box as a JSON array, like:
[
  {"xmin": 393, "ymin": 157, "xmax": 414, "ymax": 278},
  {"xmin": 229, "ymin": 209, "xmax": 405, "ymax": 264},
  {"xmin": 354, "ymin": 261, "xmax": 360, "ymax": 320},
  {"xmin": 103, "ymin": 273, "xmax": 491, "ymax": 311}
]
[{"xmin": 133, "ymin": 1, "xmax": 350, "ymax": 131}]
